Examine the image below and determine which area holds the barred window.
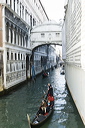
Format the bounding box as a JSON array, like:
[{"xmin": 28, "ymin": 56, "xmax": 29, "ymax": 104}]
[
  {"xmin": 41, "ymin": 33, "xmax": 45, "ymax": 37},
  {"xmin": 56, "ymin": 33, "xmax": 60, "ymax": 36}
]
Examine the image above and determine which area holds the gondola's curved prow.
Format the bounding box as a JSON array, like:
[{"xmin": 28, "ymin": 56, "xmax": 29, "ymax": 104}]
[
  {"xmin": 27, "ymin": 114, "xmax": 31, "ymax": 128},
  {"xmin": 27, "ymin": 101, "xmax": 54, "ymax": 128}
]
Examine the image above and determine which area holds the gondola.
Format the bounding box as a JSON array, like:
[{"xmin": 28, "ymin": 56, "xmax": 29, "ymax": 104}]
[
  {"xmin": 60, "ymin": 69, "xmax": 65, "ymax": 75},
  {"xmin": 42, "ymin": 72, "xmax": 49, "ymax": 77},
  {"xmin": 27, "ymin": 95, "xmax": 54, "ymax": 128}
]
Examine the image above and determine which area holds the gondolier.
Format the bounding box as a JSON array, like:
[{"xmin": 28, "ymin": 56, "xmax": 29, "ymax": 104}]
[{"xmin": 47, "ymin": 83, "xmax": 53, "ymax": 96}]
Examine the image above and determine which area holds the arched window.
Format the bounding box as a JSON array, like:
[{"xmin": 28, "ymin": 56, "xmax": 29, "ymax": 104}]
[
  {"xmin": 26, "ymin": 35, "xmax": 28, "ymax": 47},
  {"xmin": 18, "ymin": 30, "xmax": 19, "ymax": 45},
  {"xmin": 6, "ymin": 22, "xmax": 9, "ymax": 42},
  {"xmin": 20, "ymin": 2, "xmax": 22, "ymax": 17},
  {"xmin": 14, "ymin": 27, "xmax": 16, "ymax": 44},
  {"xmin": 30, "ymin": 15, "xmax": 32, "ymax": 30},
  {"xmin": 7, "ymin": 51, "xmax": 9, "ymax": 60},
  {"xmin": 15, "ymin": 53, "xmax": 17, "ymax": 60},
  {"xmin": 11, "ymin": 52, "xmax": 13, "ymax": 60},
  {"xmin": 18, "ymin": 53, "xmax": 20, "ymax": 60}
]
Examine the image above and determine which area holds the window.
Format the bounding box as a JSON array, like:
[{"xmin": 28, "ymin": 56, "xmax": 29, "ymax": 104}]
[
  {"xmin": 56, "ymin": 33, "xmax": 60, "ymax": 37},
  {"xmin": 18, "ymin": 32, "xmax": 19, "ymax": 45},
  {"xmin": 41, "ymin": 33, "xmax": 45, "ymax": 37},
  {"xmin": 22, "ymin": 63, "xmax": 23, "ymax": 69},
  {"xmin": 30, "ymin": 15, "xmax": 32, "ymax": 30},
  {"xmin": 21, "ymin": 54, "xmax": 22, "ymax": 60},
  {"xmin": 33, "ymin": 18, "xmax": 36, "ymax": 26},
  {"xmin": 22, "ymin": 6, "xmax": 24, "ymax": 19},
  {"xmin": 6, "ymin": 23, "xmax": 9, "ymax": 42},
  {"xmin": 10, "ymin": 63, "xmax": 12, "ymax": 71},
  {"xmin": 15, "ymin": 53, "xmax": 17, "ymax": 60},
  {"xmin": 18, "ymin": 53, "xmax": 20, "ymax": 60},
  {"xmin": 6, "ymin": 64, "xmax": 10, "ymax": 72},
  {"xmin": 20, "ymin": 3, "xmax": 22, "ymax": 17},
  {"xmin": 26, "ymin": 35, "xmax": 28, "ymax": 47},
  {"xmin": 14, "ymin": 29, "xmax": 16, "ymax": 44},
  {"xmin": 21, "ymin": 32, "xmax": 22, "ymax": 46},
  {"xmin": 10, "ymin": 28, "xmax": 13, "ymax": 43},
  {"xmin": 11, "ymin": 53, "xmax": 13, "ymax": 60},
  {"xmin": 7, "ymin": 51, "xmax": 9, "ymax": 60},
  {"xmin": 22, "ymin": 36, "xmax": 25, "ymax": 46}
]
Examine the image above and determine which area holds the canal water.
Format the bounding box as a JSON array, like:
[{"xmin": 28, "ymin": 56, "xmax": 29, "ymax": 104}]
[{"xmin": 0, "ymin": 67, "xmax": 84, "ymax": 128}]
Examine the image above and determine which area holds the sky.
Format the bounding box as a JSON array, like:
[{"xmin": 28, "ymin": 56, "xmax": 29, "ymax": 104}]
[{"xmin": 40, "ymin": 0, "xmax": 65, "ymax": 22}]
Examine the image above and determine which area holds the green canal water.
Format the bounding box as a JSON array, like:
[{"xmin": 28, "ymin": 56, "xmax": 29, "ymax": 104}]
[{"xmin": 0, "ymin": 67, "xmax": 84, "ymax": 128}]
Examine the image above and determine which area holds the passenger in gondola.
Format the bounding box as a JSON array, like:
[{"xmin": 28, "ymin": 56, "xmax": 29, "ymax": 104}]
[
  {"xmin": 48, "ymin": 95, "xmax": 54, "ymax": 109},
  {"xmin": 37, "ymin": 106, "xmax": 44, "ymax": 115},
  {"xmin": 37, "ymin": 100, "xmax": 47, "ymax": 115},
  {"xmin": 41, "ymin": 100, "xmax": 47, "ymax": 113},
  {"xmin": 46, "ymin": 100, "xmax": 50, "ymax": 112}
]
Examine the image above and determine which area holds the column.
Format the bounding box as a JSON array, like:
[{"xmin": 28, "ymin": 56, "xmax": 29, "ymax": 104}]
[
  {"xmin": 15, "ymin": 0, "xmax": 17, "ymax": 13},
  {"xmin": 24, "ymin": 6, "xmax": 25, "ymax": 21},
  {"xmin": 12, "ymin": 0, "xmax": 14, "ymax": 10}
]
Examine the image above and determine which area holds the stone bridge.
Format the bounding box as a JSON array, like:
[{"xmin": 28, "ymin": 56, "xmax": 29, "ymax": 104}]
[{"xmin": 30, "ymin": 20, "xmax": 62, "ymax": 50}]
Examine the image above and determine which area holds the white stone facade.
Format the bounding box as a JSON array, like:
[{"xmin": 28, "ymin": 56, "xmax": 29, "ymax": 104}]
[
  {"xmin": 63, "ymin": 0, "xmax": 81, "ymax": 67},
  {"xmin": 62, "ymin": 0, "xmax": 85, "ymax": 125},
  {"xmin": 0, "ymin": 0, "xmax": 48, "ymax": 90}
]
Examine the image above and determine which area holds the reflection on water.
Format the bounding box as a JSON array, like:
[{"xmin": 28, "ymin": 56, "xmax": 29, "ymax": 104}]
[{"xmin": 0, "ymin": 67, "xmax": 84, "ymax": 128}]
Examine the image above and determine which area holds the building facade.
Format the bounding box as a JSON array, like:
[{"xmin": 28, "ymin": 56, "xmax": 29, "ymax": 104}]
[
  {"xmin": 62, "ymin": 0, "xmax": 85, "ymax": 125},
  {"xmin": 0, "ymin": 0, "xmax": 48, "ymax": 91}
]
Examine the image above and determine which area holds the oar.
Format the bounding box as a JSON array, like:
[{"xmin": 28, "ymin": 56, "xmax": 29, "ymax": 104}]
[{"xmin": 27, "ymin": 114, "xmax": 31, "ymax": 128}]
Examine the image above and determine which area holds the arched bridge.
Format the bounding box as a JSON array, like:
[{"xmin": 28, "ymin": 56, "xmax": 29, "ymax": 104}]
[{"xmin": 31, "ymin": 20, "xmax": 62, "ymax": 50}]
